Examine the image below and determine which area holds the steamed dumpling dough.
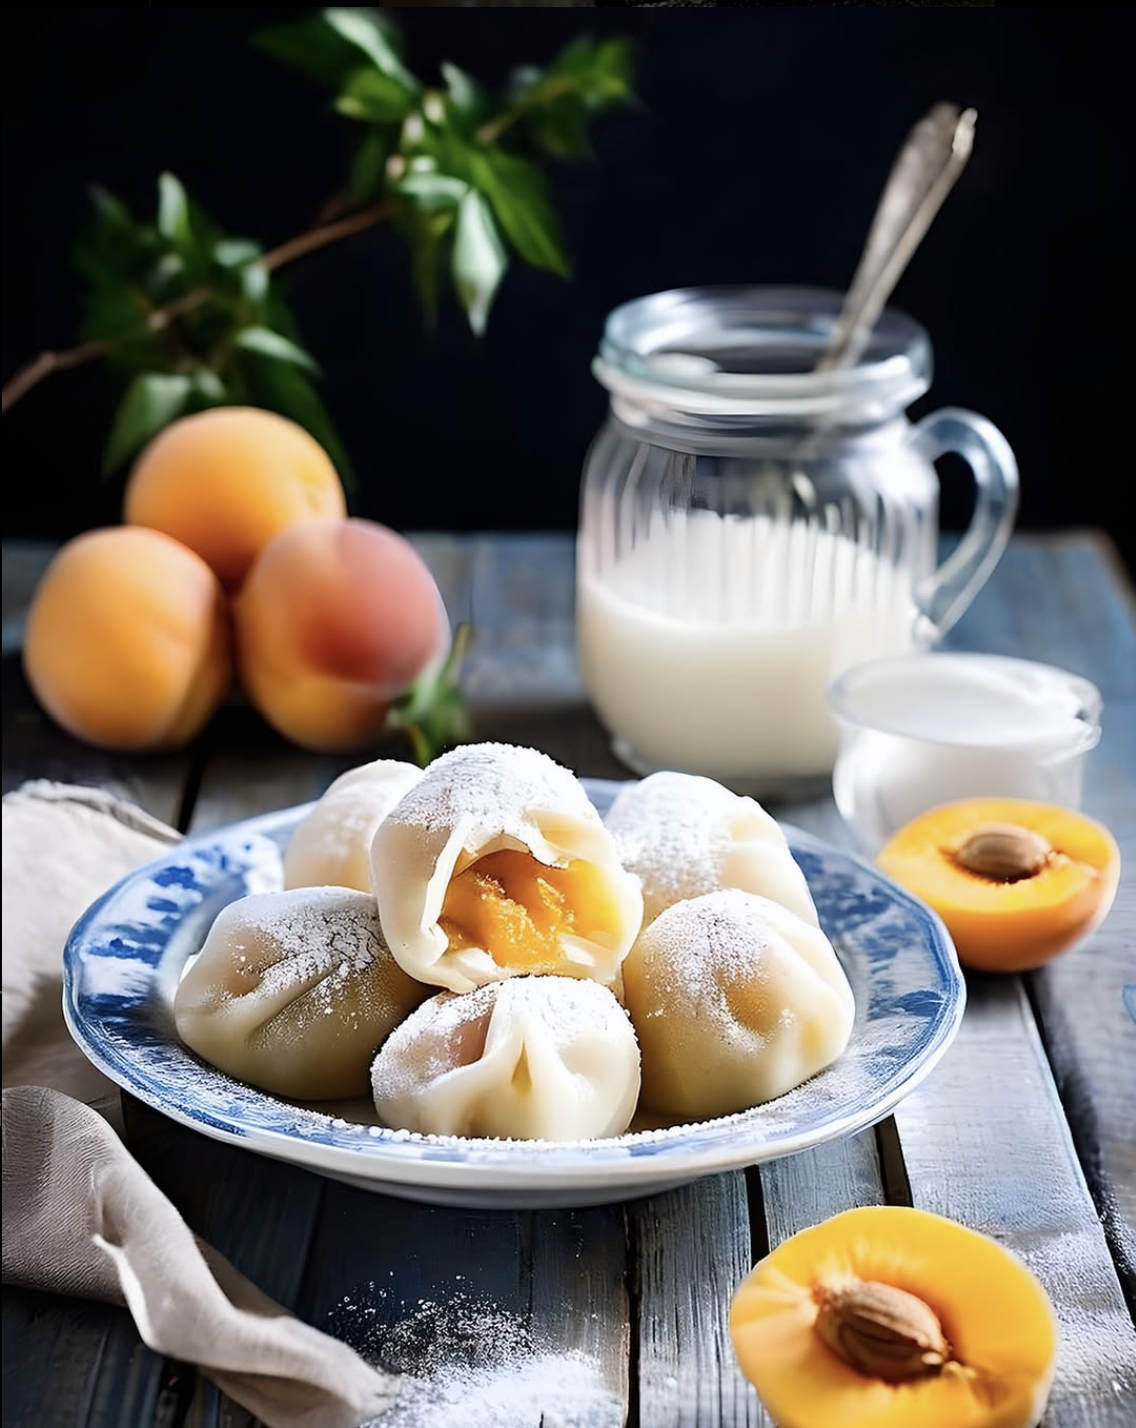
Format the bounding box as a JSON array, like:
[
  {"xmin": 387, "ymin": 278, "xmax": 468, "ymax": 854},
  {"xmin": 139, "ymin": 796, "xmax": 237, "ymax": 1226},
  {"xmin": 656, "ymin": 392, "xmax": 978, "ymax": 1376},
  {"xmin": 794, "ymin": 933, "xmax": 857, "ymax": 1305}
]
[
  {"xmin": 174, "ymin": 887, "xmax": 428, "ymax": 1100},
  {"xmin": 370, "ymin": 742, "xmax": 644, "ymax": 993},
  {"xmin": 622, "ymin": 889, "xmax": 855, "ymax": 1120},
  {"xmin": 606, "ymin": 770, "xmax": 819, "ymax": 928},
  {"xmin": 372, "ymin": 976, "xmax": 641, "ymax": 1140},
  {"xmin": 283, "ymin": 759, "xmax": 423, "ymax": 893}
]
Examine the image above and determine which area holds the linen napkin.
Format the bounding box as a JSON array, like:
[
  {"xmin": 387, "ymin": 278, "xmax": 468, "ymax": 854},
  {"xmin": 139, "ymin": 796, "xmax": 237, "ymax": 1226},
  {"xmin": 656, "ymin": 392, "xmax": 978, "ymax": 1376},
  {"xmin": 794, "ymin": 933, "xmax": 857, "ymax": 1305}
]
[{"xmin": 1, "ymin": 780, "xmax": 400, "ymax": 1427}]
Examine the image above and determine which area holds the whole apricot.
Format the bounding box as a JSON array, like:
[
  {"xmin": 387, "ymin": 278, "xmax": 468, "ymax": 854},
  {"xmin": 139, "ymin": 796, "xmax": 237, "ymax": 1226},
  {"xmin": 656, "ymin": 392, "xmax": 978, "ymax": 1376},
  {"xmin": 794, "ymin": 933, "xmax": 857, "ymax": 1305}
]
[
  {"xmin": 877, "ymin": 797, "xmax": 1120, "ymax": 972},
  {"xmin": 23, "ymin": 527, "xmax": 232, "ymax": 751},
  {"xmin": 730, "ymin": 1205, "xmax": 1057, "ymax": 1428},
  {"xmin": 123, "ymin": 406, "xmax": 346, "ymax": 590},
  {"xmin": 232, "ymin": 518, "xmax": 448, "ymax": 752}
]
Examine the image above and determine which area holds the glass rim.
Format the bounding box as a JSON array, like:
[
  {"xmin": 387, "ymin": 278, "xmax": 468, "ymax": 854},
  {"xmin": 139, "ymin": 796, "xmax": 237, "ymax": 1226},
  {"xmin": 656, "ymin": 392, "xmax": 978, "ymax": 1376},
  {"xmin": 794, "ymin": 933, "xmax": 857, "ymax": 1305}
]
[
  {"xmin": 595, "ymin": 284, "xmax": 932, "ymax": 417},
  {"xmin": 825, "ymin": 652, "xmax": 1103, "ymax": 755}
]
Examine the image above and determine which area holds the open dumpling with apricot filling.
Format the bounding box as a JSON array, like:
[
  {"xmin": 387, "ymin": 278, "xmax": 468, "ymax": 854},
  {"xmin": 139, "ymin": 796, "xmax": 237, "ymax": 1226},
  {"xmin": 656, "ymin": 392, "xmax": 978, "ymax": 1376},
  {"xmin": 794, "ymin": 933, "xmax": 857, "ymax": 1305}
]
[
  {"xmin": 622, "ymin": 888, "xmax": 854, "ymax": 1120},
  {"xmin": 370, "ymin": 742, "xmax": 643, "ymax": 993}
]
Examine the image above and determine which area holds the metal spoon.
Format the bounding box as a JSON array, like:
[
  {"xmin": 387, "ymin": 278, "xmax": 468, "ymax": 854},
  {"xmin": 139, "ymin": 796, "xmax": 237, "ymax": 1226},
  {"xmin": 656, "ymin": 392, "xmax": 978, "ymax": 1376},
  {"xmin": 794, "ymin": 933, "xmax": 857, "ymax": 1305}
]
[{"xmin": 816, "ymin": 101, "xmax": 977, "ymax": 373}]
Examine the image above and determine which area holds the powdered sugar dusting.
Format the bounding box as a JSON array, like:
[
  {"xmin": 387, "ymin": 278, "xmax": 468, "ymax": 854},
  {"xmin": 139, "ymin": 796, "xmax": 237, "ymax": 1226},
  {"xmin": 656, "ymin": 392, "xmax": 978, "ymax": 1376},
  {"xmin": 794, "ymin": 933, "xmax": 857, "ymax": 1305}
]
[
  {"xmin": 382, "ymin": 742, "xmax": 600, "ymax": 846},
  {"xmin": 283, "ymin": 760, "xmax": 423, "ymax": 894},
  {"xmin": 607, "ymin": 771, "xmax": 742, "ymax": 911},
  {"xmin": 606, "ymin": 770, "xmax": 816, "ymax": 926},
  {"xmin": 201, "ymin": 888, "xmax": 387, "ymax": 1013},
  {"xmin": 331, "ymin": 1291, "xmax": 622, "ymax": 1428},
  {"xmin": 372, "ymin": 976, "xmax": 641, "ymax": 1141}
]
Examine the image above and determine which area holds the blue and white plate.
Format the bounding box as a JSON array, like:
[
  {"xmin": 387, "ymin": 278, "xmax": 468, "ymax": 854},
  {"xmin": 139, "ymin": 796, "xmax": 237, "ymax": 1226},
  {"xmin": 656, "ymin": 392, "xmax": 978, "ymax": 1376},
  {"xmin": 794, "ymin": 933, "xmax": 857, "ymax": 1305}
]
[{"xmin": 62, "ymin": 779, "xmax": 965, "ymax": 1208}]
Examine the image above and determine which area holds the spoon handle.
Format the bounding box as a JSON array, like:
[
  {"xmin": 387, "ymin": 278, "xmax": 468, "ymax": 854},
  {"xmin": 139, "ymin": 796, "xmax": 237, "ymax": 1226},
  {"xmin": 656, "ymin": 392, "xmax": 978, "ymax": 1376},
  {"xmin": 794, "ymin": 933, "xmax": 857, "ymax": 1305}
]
[{"xmin": 816, "ymin": 102, "xmax": 977, "ymax": 373}]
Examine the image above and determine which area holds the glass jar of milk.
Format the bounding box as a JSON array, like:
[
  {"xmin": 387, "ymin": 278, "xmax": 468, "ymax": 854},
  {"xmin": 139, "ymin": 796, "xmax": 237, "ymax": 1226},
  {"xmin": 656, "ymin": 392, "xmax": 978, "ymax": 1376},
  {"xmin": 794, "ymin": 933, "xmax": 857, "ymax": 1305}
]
[{"xmin": 576, "ymin": 287, "xmax": 1020, "ymax": 796}]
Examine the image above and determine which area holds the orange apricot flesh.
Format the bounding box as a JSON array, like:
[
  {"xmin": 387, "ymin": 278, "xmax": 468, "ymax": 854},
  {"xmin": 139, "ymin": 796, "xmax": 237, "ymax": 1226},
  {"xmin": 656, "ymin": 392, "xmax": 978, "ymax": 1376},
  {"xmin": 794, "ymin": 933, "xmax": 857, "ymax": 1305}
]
[
  {"xmin": 123, "ymin": 406, "xmax": 346, "ymax": 591},
  {"xmin": 439, "ymin": 849, "xmax": 618, "ymax": 972},
  {"xmin": 730, "ymin": 1205, "xmax": 1057, "ymax": 1428},
  {"xmin": 22, "ymin": 526, "xmax": 232, "ymax": 751},
  {"xmin": 877, "ymin": 798, "xmax": 1120, "ymax": 973}
]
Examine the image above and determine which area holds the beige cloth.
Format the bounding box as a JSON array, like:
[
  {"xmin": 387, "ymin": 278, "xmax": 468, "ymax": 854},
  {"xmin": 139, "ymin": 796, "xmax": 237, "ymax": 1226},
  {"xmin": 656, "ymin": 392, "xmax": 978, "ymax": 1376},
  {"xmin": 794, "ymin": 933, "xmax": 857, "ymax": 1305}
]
[{"xmin": 1, "ymin": 781, "xmax": 400, "ymax": 1427}]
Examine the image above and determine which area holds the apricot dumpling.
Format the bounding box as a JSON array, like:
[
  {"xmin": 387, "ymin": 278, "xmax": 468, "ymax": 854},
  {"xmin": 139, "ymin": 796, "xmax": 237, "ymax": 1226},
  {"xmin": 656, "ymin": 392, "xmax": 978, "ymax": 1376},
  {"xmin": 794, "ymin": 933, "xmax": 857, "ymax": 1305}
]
[
  {"xmin": 283, "ymin": 759, "xmax": 424, "ymax": 894},
  {"xmin": 174, "ymin": 887, "xmax": 428, "ymax": 1099},
  {"xmin": 605, "ymin": 770, "xmax": 819, "ymax": 928},
  {"xmin": 730, "ymin": 1205, "xmax": 1058, "ymax": 1428},
  {"xmin": 370, "ymin": 743, "xmax": 644, "ymax": 993},
  {"xmin": 621, "ymin": 889, "xmax": 854, "ymax": 1120},
  {"xmin": 877, "ymin": 798, "xmax": 1120, "ymax": 972},
  {"xmin": 371, "ymin": 976, "xmax": 641, "ymax": 1141}
]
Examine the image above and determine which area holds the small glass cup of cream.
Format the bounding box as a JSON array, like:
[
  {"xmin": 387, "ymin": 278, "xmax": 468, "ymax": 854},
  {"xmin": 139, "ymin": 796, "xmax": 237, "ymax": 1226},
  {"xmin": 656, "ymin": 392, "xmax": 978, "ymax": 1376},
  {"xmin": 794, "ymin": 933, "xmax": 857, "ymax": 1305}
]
[{"xmin": 827, "ymin": 652, "xmax": 1103, "ymax": 854}]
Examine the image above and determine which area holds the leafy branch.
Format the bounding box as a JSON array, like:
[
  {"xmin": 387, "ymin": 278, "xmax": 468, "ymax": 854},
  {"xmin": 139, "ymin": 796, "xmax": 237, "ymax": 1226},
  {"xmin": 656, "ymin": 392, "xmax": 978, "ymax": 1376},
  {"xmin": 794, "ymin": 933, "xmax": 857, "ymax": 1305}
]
[{"xmin": 1, "ymin": 8, "xmax": 636, "ymax": 477}]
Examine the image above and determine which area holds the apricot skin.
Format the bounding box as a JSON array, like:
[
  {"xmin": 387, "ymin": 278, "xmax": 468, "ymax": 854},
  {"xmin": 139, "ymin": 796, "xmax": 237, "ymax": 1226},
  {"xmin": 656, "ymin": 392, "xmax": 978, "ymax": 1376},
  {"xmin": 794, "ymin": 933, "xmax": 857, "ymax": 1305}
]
[
  {"xmin": 123, "ymin": 407, "xmax": 347, "ymax": 591},
  {"xmin": 22, "ymin": 527, "xmax": 233, "ymax": 751},
  {"xmin": 877, "ymin": 798, "xmax": 1120, "ymax": 973},
  {"xmin": 232, "ymin": 517, "xmax": 448, "ymax": 752}
]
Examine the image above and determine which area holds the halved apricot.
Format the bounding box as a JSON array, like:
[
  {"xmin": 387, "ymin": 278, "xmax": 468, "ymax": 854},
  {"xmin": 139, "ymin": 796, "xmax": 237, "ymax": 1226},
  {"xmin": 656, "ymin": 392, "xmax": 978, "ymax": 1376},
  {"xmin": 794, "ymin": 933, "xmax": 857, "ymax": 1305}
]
[
  {"xmin": 730, "ymin": 1205, "xmax": 1057, "ymax": 1428},
  {"xmin": 876, "ymin": 798, "xmax": 1119, "ymax": 973}
]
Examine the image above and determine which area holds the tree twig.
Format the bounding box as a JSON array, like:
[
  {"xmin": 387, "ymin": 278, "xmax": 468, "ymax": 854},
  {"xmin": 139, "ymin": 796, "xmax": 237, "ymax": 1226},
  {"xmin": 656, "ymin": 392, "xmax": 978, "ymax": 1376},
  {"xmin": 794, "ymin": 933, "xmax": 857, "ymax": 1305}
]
[{"xmin": 1, "ymin": 200, "xmax": 390, "ymax": 414}]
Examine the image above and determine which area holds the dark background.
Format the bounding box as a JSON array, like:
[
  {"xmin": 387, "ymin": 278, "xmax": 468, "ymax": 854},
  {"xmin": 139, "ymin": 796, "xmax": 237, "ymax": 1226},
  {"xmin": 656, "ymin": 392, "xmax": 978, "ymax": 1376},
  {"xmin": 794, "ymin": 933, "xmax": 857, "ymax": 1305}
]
[{"xmin": 4, "ymin": 7, "xmax": 1133, "ymax": 578}]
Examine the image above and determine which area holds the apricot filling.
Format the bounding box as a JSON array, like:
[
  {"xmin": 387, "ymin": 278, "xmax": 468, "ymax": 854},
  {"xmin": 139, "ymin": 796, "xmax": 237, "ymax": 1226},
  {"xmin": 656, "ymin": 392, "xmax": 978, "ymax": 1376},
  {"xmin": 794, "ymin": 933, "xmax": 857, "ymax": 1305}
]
[
  {"xmin": 438, "ymin": 849, "xmax": 616, "ymax": 971},
  {"xmin": 730, "ymin": 1205, "xmax": 1057, "ymax": 1428}
]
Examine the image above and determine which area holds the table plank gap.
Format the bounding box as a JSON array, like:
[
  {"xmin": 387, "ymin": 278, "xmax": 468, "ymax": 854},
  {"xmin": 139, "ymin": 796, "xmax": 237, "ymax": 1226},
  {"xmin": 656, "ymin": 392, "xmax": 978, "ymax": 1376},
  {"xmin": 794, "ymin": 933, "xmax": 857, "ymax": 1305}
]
[
  {"xmin": 527, "ymin": 1205, "xmax": 631, "ymax": 1426},
  {"xmin": 873, "ymin": 1116, "xmax": 914, "ymax": 1208},
  {"xmin": 630, "ymin": 1175, "xmax": 760, "ymax": 1427}
]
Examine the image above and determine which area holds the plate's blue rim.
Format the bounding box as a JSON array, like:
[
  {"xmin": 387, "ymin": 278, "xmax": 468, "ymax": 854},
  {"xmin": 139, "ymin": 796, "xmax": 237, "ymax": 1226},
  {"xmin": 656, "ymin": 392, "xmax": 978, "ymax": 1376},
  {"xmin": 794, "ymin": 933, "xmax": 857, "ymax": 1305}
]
[{"xmin": 62, "ymin": 784, "xmax": 966, "ymax": 1189}]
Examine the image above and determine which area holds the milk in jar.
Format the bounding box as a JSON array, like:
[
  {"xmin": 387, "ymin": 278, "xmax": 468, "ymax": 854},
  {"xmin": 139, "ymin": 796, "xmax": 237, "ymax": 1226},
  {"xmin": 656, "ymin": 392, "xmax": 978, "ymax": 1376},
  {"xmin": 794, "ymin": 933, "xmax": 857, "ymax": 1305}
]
[{"xmin": 577, "ymin": 510, "xmax": 917, "ymax": 788}]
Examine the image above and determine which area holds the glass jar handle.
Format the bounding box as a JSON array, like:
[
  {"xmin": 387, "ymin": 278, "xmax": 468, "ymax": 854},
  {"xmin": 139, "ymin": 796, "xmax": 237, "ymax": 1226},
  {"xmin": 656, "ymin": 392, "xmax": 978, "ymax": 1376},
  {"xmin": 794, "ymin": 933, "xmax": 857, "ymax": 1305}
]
[{"xmin": 912, "ymin": 406, "xmax": 1020, "ymax": 639}]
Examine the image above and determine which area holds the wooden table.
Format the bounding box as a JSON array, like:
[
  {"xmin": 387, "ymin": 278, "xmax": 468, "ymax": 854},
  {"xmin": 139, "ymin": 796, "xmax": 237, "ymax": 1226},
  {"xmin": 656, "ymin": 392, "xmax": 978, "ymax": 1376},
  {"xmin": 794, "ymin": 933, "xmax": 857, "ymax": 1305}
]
[{"xmin": 3, "ymin": 530, "xmax": 1134, "ymax": 1427}]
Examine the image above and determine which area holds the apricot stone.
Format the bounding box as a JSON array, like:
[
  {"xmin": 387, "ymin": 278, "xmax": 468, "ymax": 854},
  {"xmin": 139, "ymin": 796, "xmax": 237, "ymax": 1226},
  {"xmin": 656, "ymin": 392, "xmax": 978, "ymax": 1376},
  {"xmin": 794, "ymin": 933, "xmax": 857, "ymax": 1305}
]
[
  {"xmin": 123, "ymin": 406, "xmax": 346, "ymax": 591},
  {"xmin": 232, "ymin": 517, "xmax": 448, "ymax": 752},
  {"xmin": 23, "ymin": 527, "xmax": 233, "ymax": 751}
]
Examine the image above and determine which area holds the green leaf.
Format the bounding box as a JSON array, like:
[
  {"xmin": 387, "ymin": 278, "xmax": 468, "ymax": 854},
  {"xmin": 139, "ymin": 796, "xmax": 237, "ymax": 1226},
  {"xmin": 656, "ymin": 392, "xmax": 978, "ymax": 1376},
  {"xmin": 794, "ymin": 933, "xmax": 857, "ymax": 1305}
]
[
  {"xmin": 101, "ymin": 372, "xmax": 193, "ymax": 474},
  {"xmin": 389, "ymin": 621, "xmax": 473, "ymax": 765},
  {"xmin": 241, "ymin": 261, "xmax": 270, "ymax": 306},
  {"xmin": 349, "ymin": 131, "xmax": 388, "ymax": 200},
  {"xmin": 396, "ymin": 172, "xmax": 469, "ymax": 211},
  {"xmin": 252, "ymin": 8, "xmax": 402, "ymax": 89},
  {"xmin": 324, "ymin": 8, "xmax": 418, "ymax": 92},
  {"xmin": 452, "ymin": 190, "xmax": 507, "ymax": 336},
  {"xmin": 157, "ymin": 173, "xmax": 193, "ymax": 254},
  {"xmin": 73, "ymin": 186, "xmax": 153, "ymax": 284},
  {"xmin": 212, "ymin": 238, "xmax": 262, "ymax": 268},
  {"xmin": 526, "ymin": 100, "xmax": 593, "ymax": 162},
  {"xmin": 234, "ymin": 326, "xmax": 319, "ymax": 373},
  {"xmin": 441, "ymin": 61, "xmax": 487, "ymax": 124},
  {"xmin": 549, "ymin": 35, "xmax": 636, "ymax": 105},
  {"xmin": 470, "ymin": 151, "xmax": 570, "ymax": 278},
  {"xmin": 404, "ymin": 207, "xmax": 455, "ymax": 328},
  {"xmin": 336, "ymin": 66, "xmax": 417, "ymax": 124},
  {"xmin": 188, "ymin": 369, "xmax": 228, "ymax": 405},
  {"xmin": 241, "ymin": 356, "xmax": 353, "ymax": 491},
  {"xmin": 79, "ymin": 287, "xmax": 151, "ymax": 344}
]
